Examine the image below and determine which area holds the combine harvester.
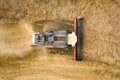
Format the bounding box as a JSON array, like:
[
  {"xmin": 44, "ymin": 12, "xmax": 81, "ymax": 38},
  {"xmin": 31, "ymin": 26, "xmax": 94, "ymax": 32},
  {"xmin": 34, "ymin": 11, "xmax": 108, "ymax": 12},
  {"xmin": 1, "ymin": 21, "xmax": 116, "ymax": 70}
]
[{"xmin": 31, "ymin": 18, "xmax": 84, "ymax": 61}]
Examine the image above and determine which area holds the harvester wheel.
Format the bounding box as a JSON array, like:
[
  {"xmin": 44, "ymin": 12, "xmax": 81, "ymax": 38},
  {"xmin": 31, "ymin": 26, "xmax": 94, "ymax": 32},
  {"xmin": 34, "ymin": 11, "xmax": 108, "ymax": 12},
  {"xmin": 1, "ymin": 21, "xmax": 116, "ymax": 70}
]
[{"xmin": 66, "ymin": 45, "xmax": 72, "ymax": 50}]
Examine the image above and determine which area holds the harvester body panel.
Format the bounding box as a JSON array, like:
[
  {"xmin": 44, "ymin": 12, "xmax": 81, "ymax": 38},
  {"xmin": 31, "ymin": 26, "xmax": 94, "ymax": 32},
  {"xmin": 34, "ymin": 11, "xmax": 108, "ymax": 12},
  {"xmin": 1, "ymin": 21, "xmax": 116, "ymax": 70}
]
[{"xmin": 32, "ymin": 30, "xmax": 68, "ymax": 48}]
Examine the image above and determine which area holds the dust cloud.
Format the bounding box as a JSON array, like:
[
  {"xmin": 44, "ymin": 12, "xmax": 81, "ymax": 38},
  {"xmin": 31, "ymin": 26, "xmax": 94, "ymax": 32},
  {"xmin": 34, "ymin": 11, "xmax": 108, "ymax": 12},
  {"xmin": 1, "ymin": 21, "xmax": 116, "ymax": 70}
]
[{"xmin": 0, "ymin": 23, "xmax": 34, "ymax": 57}]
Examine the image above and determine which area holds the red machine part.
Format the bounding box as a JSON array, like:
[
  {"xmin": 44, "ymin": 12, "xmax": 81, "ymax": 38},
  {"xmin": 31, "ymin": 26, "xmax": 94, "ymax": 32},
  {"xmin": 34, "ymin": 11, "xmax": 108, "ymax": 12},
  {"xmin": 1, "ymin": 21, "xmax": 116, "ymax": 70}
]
[{"xmin": 74, "ymin": 17, "xmax": 78, "ymax": 61}]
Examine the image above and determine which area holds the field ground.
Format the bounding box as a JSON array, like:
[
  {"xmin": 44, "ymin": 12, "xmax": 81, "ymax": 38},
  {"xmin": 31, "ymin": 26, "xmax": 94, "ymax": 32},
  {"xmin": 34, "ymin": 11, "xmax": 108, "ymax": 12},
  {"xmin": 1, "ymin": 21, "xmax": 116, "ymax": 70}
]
[{"xmin": 0, "ymin": 0, "xmax": 120, "ymax": 80}]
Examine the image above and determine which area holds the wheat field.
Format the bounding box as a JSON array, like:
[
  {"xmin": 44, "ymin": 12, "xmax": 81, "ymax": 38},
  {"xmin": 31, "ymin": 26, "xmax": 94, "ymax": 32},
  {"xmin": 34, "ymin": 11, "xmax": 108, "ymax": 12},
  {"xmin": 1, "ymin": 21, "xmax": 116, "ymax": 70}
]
[{"xmin": 0, "ymin": 0, "xmax": 120, "ymax": 80}]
